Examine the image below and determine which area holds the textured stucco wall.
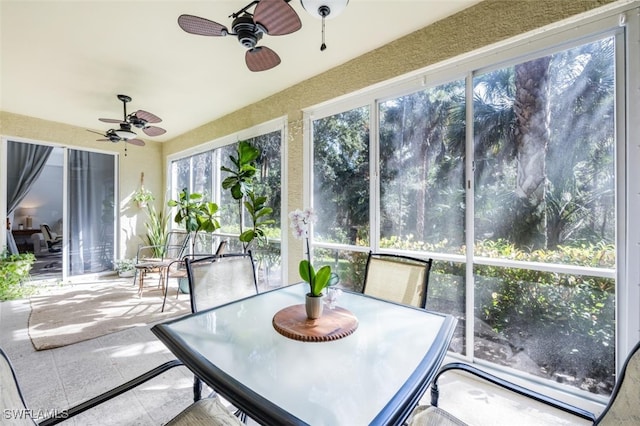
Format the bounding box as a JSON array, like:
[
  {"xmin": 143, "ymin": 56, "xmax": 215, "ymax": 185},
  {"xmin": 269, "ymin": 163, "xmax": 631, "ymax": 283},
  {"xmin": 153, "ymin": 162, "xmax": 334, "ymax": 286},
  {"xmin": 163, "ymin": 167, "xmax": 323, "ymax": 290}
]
[
  {"xmin": 0, "ymin": 111, "xmax": 164, "ymax": 258},
  {"xmin": 162, "ymin": 0, "xmax": 618, "ymax": 283}
]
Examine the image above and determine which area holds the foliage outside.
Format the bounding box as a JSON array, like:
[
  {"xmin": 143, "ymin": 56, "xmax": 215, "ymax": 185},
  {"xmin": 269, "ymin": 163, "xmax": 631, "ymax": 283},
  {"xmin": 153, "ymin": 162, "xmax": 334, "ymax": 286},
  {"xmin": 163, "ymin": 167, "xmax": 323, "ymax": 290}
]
[
  {"xmin": 317, "ymin": 238, "xmax": 615, "ymax": 392},
  {"xmin": 309, "ymin": 37, "xmax": 616, "ymax": 394},
  {"xmin": 0, "ymin": 250, "xmax": 36, "ymax": 301}
]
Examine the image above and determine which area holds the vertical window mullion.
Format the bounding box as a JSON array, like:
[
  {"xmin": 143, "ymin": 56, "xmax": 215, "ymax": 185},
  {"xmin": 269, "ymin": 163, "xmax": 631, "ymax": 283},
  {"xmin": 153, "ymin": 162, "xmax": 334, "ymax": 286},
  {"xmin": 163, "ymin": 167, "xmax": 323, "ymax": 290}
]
[
  {"xmin": 371, "ymin": 100, "xmax": 380, "ymax": 252},
  {"xmin": 465, "ymin": 71, "xmax": 475, "ymax": 361}
]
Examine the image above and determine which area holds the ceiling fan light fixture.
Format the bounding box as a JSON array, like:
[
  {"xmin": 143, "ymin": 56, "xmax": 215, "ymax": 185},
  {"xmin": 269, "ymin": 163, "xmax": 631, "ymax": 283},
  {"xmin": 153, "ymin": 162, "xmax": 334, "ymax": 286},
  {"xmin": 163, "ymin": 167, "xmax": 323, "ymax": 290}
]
[
  {"xmin": 300, "ymin": 0, "xmax": 349, "ymax": 20},
  {"xmin": 114, "ymin": 128, "xmax": 137, "ymax": 140}
]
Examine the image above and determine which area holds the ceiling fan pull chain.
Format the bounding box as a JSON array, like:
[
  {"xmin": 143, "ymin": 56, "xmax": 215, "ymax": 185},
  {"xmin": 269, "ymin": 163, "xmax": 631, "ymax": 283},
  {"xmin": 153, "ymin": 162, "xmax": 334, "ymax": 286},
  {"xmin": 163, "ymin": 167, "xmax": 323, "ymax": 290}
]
[{"xmin": 320, "ymin": 16, "xmax": 327, "ymax": 51}]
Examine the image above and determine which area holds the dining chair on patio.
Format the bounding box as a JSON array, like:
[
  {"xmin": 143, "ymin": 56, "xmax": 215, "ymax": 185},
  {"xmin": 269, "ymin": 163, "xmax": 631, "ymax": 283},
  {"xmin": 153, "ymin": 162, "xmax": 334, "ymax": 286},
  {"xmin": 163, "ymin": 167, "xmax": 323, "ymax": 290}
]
[
  {"xmin": 410, "ymin": 340, "xmax": 640, "ymax": 425},
  {"xmin": 134, "ymin": 230, "xmax": 189, "ymax": 297},
  {"xmin": 185, "ymin": 252, "xmax": 259, "ymax": 405},
  {"xmin": 160, "ymin": 239, "xmax": 228, "ymax": 312},
  {"xmin": 0, "ymin": 347, "xmax": 243, "ymax": 426},
  {"xmin": 362, "ymin": 251, "xmax": 433, "ymax": 308},
  {"xmin": 185, "ymin": 251, "xmax": 258, "ymax": 316}
]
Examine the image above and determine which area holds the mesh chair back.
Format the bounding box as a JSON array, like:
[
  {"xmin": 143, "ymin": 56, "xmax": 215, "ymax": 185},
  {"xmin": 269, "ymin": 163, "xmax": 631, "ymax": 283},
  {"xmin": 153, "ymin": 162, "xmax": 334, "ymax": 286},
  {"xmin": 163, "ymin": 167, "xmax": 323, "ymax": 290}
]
[
  {"xmin": 163, "ymin": 230, "xmax": 190, "ymax": 260},
  {"xmin": 0, "ymin": 349, "xmax": 34, "ymax": 425},
  {"xmin": 597, "ymin": 341, "xmax": 640, "ymax": 424},
  {"xmin": 363, "ymin": 252, "xmax": 433, "ymax": 308},
  {"xmin": 185, "ymin": 252, "xmax": 258, "ymax": 313}
]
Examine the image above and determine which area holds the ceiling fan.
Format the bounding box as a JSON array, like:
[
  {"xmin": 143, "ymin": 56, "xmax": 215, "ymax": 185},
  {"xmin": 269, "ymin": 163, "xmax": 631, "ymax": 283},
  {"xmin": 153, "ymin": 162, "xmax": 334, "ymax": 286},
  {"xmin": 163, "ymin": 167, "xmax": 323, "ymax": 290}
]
[
  {"xmin": 98, "ymin": 94, "xmax": 166, "ymax": 137},
  {"xmin": 177, "ymin": 0, "xmax": 302, "ymax": 72}
]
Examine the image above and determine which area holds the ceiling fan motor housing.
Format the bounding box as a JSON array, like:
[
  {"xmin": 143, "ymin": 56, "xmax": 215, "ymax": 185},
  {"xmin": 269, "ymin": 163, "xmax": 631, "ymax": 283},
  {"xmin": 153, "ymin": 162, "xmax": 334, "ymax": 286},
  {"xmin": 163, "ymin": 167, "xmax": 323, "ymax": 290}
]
[
  {"xmin": 232, "ymin": 15, "xmax": 263, "ymax": 48},
  {"xmin": 128, "ymin": 115, "xmax": 148, "ymax": 128}
]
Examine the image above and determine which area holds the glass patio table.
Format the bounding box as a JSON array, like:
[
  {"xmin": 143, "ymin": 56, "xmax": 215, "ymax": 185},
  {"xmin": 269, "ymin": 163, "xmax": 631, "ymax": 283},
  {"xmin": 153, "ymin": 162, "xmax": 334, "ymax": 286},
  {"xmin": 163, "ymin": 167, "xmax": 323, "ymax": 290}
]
[{"xmin": 151, "ymin": 282, "xmax": 456, "ymax": 426}]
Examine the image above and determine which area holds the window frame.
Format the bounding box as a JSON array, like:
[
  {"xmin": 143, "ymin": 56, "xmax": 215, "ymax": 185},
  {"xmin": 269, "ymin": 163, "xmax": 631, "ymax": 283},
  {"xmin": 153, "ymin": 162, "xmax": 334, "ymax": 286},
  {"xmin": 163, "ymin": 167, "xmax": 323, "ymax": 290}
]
[
  {"xmin": 166, "ymin": 117, "xmax": 288, "ymax": 286},
  {"xmin": 304, "ymin": 4, "xmax": 640, "ymax": 408}
]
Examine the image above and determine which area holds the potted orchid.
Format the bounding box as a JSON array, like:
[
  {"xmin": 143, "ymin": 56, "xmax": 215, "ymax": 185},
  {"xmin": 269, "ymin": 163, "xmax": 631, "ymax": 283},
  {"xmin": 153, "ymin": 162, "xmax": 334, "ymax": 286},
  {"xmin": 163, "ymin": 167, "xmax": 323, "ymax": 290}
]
[{"xmin": 289, "ymin": 208, "xmax": 338, "ymax": 319}]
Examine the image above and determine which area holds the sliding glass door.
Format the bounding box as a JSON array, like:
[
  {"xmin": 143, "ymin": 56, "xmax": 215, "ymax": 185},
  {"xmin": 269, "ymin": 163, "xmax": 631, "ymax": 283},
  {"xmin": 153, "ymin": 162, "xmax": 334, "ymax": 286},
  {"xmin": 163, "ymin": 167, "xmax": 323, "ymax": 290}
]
[
  {"xmin": 67, "ymin": 149, "xmax": 116, "ymax": 276},
  {"xmin": 3, "ymin": 140, "xmax": 116, "ymax": 279}
]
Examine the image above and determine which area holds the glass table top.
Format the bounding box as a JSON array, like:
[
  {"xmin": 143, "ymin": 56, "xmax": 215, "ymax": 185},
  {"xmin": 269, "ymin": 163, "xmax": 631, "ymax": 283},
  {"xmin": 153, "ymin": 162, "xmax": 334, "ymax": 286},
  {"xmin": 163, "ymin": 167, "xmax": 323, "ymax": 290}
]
[{"xmin": 153, "ymin": 283, "xmax": 455, "ymax": 425}]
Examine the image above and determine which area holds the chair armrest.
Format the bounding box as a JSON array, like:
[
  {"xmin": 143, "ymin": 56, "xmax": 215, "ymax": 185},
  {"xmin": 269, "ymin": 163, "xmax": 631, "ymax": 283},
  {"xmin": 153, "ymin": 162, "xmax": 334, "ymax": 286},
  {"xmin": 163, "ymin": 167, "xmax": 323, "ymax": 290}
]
[
  {"xmin": 430, "ymin": 362, "xmax": 596, "ymax": 423},
  {"xmin": 136, "ymin": 244, "xmax": 165, "ymax": 259},
  {"xmin": 38, "ymin": 359, "xmax": 184, "ymax": 426}
]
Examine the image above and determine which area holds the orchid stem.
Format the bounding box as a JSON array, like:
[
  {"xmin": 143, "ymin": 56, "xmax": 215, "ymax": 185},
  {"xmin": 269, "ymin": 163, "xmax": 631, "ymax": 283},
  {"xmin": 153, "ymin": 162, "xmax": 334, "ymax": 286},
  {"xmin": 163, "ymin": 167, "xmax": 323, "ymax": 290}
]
[{"xmin": 305, "ymin": 236, "xmax": 313, "ymax": 294}]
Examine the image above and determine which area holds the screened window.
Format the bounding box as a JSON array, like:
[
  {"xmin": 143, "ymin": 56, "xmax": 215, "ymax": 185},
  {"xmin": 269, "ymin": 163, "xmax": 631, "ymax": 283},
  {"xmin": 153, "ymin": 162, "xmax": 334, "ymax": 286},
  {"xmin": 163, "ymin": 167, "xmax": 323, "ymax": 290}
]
[
  {"xmin": 169, "ymin": 129, "xmax": 283, "ymax": 289},
  {"xmin": 309, "ymin": 28, "xmax": 622, "ymax": 398}
]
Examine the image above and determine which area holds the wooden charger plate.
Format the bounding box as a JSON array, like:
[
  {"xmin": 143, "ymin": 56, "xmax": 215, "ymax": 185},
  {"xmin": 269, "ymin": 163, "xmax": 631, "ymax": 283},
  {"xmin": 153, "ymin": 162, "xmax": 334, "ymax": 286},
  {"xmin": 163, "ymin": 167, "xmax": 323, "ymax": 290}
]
[{"xmin": 272, "ymin": 304, "xmax": 358, "ymax": 342}]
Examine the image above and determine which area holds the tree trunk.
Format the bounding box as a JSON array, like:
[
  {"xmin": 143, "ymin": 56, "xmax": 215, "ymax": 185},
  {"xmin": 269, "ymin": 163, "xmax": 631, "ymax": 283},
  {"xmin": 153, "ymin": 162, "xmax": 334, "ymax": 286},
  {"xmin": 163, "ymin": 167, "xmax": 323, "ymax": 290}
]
[{"xmin": 513, "ymin": 57, "xmax": 551, "ymax": 248}]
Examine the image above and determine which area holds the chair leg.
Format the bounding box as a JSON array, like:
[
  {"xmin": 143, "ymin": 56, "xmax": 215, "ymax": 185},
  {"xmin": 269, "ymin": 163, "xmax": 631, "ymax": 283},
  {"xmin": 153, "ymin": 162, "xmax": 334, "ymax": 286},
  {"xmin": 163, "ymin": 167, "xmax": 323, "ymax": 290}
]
[
  {"xmin": 161, "ymin": 277, "xmax": 170, "ymax": 313},
  {"xmin": 193, "ymin": 376, "xmax": 202, "ymax": 402},
  {"xmin": 430, "ymin": 381, "xmax": 440, "ymax": 407},
  {"xmin": 137, "ymin": 270, "xmax": 145, "ymax": 297}
]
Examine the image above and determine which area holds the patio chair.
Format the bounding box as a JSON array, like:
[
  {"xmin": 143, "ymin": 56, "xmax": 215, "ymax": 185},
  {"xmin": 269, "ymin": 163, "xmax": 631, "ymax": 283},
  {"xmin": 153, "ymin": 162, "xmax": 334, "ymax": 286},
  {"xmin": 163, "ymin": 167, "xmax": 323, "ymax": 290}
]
[
  {"xmin": 185, "ymin": 252, "xmax": 259, "ymax": 403},
  {"xmin": 185, "ymin": 251, "xmax": 258, "ymax": 316},
  {"xmin": 362, "ymin": 251, "xmax": 433, "ymax": 308},
  {"xmin": 134, "ymin": 230, "xmax": 189, "ymax": 297},
  {"xmin": 0, "ymin": 347, "xmax": 242, "ymax": 426},
  {"xmin": 411, "ymin": 340, "xmax": 640, "ymax": 425},
  {"xmin": 160, "ymin": 239, "xmax": 227, "ymax": 312}
]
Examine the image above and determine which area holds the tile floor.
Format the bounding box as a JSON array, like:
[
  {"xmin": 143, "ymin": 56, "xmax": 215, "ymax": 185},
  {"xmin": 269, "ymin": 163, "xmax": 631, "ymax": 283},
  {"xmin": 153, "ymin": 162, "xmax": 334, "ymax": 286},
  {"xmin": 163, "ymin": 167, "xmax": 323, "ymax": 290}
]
[{"xmin": 1, "ymin": 276, "xmax": 602, "ymax": 426}]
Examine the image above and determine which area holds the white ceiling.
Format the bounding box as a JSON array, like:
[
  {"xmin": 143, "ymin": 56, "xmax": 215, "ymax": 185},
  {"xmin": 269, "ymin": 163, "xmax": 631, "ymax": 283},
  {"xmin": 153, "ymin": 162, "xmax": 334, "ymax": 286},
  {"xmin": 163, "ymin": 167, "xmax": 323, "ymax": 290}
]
[{"xmin": 1, "ymin": 0, "xmax": 481, "ymax": 142}]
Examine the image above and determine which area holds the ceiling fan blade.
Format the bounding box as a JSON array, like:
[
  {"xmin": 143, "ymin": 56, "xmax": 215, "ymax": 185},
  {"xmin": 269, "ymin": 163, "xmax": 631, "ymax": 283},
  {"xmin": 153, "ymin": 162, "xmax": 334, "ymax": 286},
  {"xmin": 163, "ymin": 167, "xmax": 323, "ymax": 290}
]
[
  {"xmin": 143, "ymin": 126, "xmax": 166, "ymax": 137},
  {"xmin": 127, "ymin": 138, "xmax": 146, "ymax": 147},
  {"xmin": 246, "ymin": 46, "xmax": 281, "ymax": 72},
  {"xmin": 134, "ymin": 110, "xmax": 162, "ymax": 124},
  {"xmin": 254, "ymin": 0, "xmax": 302, "ymax": 36},
  {"xmin": 99, "ymin": 118, "xmax": 124, "ymax": 124},
  {"xmin": 178, "ymin": 14, "xmax": 228, "ymax": 36},
  {"xmin": 87, "ymin": 129, "xmax": 107, "ymax": 136}
]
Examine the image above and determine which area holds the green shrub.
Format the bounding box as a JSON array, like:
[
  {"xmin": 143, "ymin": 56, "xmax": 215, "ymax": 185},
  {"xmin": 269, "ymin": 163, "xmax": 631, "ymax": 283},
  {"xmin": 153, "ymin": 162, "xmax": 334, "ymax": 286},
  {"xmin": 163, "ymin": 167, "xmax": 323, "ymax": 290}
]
[{"xmin": 0, "ymin": 250, "xmax": 36, "ymax": 301}]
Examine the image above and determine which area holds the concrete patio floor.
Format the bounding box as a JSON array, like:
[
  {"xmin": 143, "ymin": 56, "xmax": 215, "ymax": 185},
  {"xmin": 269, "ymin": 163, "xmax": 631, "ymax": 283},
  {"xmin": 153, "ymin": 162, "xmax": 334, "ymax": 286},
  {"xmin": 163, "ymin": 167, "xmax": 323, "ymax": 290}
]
[{"xmin": 0, "ymin": 276, "xmax": 602, "ymax": 425}]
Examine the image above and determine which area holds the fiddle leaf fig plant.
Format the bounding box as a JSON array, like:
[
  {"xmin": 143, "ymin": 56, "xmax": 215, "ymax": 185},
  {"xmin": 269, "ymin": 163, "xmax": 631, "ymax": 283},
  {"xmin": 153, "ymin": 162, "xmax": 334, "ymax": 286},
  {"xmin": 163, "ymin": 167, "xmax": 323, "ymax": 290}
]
[
  {"xmin": 221, "ymin": 140, "xmax": 274, "ymax": 252},
  {"xmin": 168, "ymin": 188, "xmax": 220, "ymax": 252}
]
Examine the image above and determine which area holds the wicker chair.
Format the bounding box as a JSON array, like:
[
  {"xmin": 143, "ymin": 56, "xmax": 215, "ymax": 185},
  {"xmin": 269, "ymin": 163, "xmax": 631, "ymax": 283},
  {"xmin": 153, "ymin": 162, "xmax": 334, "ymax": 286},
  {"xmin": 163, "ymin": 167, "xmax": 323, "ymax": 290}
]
[
  {"xmin": 0, "ymin": 347, "xmax": 242, "ymax": 426},
  {"xmin": 411, "ymin": 341, "xmax": 640, "ymax": 425},
  {"xmin": 362, "ymin": 251, "xmax": 433, "ymax": 308}
]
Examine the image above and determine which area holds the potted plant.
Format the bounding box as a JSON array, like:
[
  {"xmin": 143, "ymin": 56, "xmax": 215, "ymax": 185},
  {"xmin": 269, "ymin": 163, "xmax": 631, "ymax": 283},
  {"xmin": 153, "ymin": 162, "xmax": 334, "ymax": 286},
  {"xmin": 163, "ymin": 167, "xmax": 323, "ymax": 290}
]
[
  {"xmin": 168, "ymin": 188, "xmax": 220, "ymax": 253},
  {"xmin": 132, "ymin": 187, "xmax": 155, "ymax": 208},
  {"xmin": 114, "ymin": 258, "xmax": 135, "ymax": 278},
  {"xmin": 144, "ymin": 204, "xmax": 169, "ymax": 258},
  {"xmin": 221, "ymin": 140, "xmax": 275, "ymax": 252},
  {"xmin": 0, "ymin": 249, "xmax": 36, "ymax": 301},
  {"xmin": 289, "ymin": 208, "xmax": 338, "ymax": 319}
]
